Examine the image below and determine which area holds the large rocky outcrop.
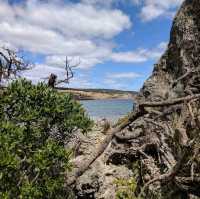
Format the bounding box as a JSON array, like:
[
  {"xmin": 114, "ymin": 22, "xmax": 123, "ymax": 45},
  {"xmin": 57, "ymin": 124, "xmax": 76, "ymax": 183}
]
[
  {"xmin": 139, "ymin": 0, "xmax": 200, "ymax": 102},
  {"xmin": 68, "ymin": 1, "xmax": 200, "ymax": 198}
]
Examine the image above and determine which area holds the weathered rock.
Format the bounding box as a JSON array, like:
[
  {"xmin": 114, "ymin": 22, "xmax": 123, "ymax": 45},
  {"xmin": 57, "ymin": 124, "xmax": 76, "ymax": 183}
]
[
  {"xmin": 74, "ymin": 160, "xmax": 133, "ymax": 199},
  {"xmin": 138, "ymin": 0, "xmax": 200, "ymax": 102},
  {"xmin": 68, "ymin": 128, "xmax": 133, "ymax": 199}
]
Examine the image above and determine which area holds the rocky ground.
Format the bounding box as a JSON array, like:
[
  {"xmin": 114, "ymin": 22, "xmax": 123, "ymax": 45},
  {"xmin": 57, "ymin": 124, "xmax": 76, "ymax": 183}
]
[
  {"xmin": 67, "ymin": 0, "xmax": 200, "ymax": 198},
  {"xmin": 66, "ymin": 122, "xmax": 133, "ymax": 198}
]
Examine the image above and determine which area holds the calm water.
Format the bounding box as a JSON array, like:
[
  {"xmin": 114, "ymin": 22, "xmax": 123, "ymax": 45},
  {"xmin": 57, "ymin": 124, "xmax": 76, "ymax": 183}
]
[{"xmin": 80, "ymin": 99, "xmax": 134, "ymax": 121}]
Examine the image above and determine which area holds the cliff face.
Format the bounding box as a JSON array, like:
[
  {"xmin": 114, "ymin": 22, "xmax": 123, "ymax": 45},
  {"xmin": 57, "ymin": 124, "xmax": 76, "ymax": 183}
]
[
  {"xmin": 139, "ymin": 0, "xmax": 200, "ymax": 102},
  {"xmin": 69, "ymin": 1, "xmax": 200, "ymax": 198}
]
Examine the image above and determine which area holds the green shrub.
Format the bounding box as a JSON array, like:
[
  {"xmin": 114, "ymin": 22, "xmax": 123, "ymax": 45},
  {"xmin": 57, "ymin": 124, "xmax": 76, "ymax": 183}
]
[
  {"xmin": 115, "ymin": 178, "xmax": 140, "ymax": 199},
  {"xmin": 0, "ymin": 79, "xmax": 93, "ymax": 199}
]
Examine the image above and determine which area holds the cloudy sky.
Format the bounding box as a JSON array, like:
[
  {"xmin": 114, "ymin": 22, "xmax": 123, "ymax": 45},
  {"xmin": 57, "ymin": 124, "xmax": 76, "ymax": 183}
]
[{"xmin": 0, "ymin": 0, "xmax": 184, "ymax": 90}]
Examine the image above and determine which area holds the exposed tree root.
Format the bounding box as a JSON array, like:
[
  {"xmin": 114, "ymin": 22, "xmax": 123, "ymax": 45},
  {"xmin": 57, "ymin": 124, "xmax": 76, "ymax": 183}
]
[
  {"xmin": 114, "ymin": 130, "xmax": 142, "ymax": 141},
  {"xmin": 140, "ymin": 94, "xmax": 200, "ymax": 107},
  {"xmin": 153, "ymin": 104, "xmax": 182, "ymax": 120},
  {"xmin": 67, "ymin": 94, "xmax": 200, "ymax": 190},
  {"xmin": 67, "ymin": 105, "xmax": 148, "ymax": 185},
  {"xmin": 174, "ymin": 176, "xmax": 200, "ymax": 196},
  {"xmin": 172, "ymin": 68, "xmax": 200, "ymax": 87},
  {"xmin": 141, "ymin": 132, "xmax": 199, "ymax": 197}
]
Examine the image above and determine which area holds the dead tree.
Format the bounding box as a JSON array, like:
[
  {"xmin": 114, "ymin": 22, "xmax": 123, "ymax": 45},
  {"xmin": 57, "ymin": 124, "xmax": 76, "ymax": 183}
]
[
  {"xmin": 47, "ymin": 56, "xmax": 80, "ymax": 88},
  {"xmin": 0, "ymin": 47, "xmax": 31, "ymax": 85}
]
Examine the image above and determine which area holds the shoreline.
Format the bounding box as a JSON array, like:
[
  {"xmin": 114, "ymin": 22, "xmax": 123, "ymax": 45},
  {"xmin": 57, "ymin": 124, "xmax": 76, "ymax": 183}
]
[
  {"xmin": 79, "ymin": 97, "xmax": 134, "ymax": 101},
  {"xmin": 58, "ymin": 88, "xmax": 137, "ymax": 100}
]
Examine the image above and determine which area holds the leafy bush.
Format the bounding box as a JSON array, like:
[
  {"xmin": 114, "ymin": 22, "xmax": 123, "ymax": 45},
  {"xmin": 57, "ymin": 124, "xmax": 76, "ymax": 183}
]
[
  {"xmin": 0, "ymin": 79, "xmax": 93, "ymax": 199},
  {"xmin": 115, "ymin": 178, "xmax": 140, "ymax": 199}
]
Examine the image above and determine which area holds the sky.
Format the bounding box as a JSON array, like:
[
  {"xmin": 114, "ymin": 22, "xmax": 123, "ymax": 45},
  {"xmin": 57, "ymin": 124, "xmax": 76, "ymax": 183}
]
[{"xmin": 0, "ymin": 0, "xmax": 184, "ymax": 91}]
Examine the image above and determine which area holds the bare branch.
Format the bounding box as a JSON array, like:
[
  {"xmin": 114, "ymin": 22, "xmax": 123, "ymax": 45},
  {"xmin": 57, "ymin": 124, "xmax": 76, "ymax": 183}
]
[
  {"xmin": 48, "ymin": 56, "xmax": 80, "ymax": 88},
  {"xmin": 0, "ymin": 47, "xmax": 31, "ymax": 84}
]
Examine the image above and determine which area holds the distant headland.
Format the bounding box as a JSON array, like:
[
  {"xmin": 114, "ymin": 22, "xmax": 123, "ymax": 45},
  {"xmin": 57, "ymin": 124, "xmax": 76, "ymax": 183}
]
[{"xmin": 57, "ymin": 87, "xmax": 137, "ymax": 100}]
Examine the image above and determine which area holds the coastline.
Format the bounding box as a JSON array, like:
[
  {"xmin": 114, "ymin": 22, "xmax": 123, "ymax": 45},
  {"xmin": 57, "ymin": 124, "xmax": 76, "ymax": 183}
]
[{"xmin": 57, "ymin": 87, "xmax": 137, "ymax": 100}]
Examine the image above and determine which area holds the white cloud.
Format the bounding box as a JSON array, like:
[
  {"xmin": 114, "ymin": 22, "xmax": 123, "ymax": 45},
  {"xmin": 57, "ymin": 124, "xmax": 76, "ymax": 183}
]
[
  {"xmin": 45, "ymin": 43, "xmax": 113, "ymax": 69},
  {"xmin": 111, "ymin": 42, "xmax": 167, "ymax": 63},
  {"xmin": 132, "ymin": 0, "xmax": 184, "ymax": 21},
  {"xmin": 23, "ymin": 1, "xmax": 131, "ymax": 39},
  {"xmin": 140, "ymin": 4, "xmax": 165, "ymax": 21},
  {"xmin": 107, "ymin": 72, "xmax": 141, "ymax": 79},
  {"xmin": 111, "ymin": 50, "xmax": 148, "ymax": 63},
  {"xmin": 0, "ymin": 0, "xmax": 131, "ymax": 67},
  {"xmin": 158, "ymin": 41, "xmax": 168, "ymax": 49},
  {"xmin": 103, "ymin": 79, "xmax": 130, "ymax": 90},
  {"xmin": 0, "ymin": 22, "xmax": 97, "ymax": 56},
  {"xmin": 45, "ymin": 55, "xmax": 103, "ymax": 69},
  {"xmin": 45, "ymin": 41, "xmax": 167, "ymax": 69},
  {"xmin": 81, "ymin": 0, "xmax": 117, "ymax": 8},
  {"xmin": 85, "ymin": 0, "xmax": 184, "ymax": 22},
  {"xmin": 103, "ymin": 71, "xmax": 142, "ymax": 90},
  {"xmin": 0, "ymin": 0, "xmax": 131, "ymax": 45}
]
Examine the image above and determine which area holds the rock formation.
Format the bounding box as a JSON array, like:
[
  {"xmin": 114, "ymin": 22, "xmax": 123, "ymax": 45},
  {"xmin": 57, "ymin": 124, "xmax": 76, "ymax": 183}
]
[
  {"xmin": 139, "ymin": 0, "xmax": 200, "ymax": 101},
  {"xmin": 68, "ymin": 0, "xmax": 200, "ymax": 198}
]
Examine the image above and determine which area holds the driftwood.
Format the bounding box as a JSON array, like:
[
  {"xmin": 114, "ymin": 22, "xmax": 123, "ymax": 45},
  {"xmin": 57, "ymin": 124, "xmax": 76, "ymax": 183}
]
[{"xmin": 67, "ymin": 94, "xmax": 200, "ymax": 187}]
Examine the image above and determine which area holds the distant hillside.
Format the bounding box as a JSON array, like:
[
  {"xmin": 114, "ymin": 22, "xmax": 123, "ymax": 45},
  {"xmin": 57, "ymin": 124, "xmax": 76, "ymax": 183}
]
[
  {"xmin": 56, "ymin": 87, "xmax": 137, "ymax": 100},
  {"xmin": 1, "ymin": 85, "xmax": 137, "ymax": 100}
]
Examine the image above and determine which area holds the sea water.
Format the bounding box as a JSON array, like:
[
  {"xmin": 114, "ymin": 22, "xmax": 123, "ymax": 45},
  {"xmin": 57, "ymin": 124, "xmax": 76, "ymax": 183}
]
[{"xmin": 80, "ymin": 99, "xmax": 133, "ymax": 122}]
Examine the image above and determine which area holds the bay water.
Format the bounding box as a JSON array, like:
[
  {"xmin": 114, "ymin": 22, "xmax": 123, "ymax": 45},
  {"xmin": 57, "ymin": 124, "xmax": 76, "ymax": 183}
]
[{"xmin": 80, "ymin": 99, "xmax": 134, "ymax": 122}]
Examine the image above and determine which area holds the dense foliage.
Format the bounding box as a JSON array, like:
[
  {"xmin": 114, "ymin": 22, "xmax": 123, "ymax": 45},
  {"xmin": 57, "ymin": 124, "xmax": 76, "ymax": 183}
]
[{"xmin": 0, "ymin": 79, "xmax": 92, "ymax": 198}]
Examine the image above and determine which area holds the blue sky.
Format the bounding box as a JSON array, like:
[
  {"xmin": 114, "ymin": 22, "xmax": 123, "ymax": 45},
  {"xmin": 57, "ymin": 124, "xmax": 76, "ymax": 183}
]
[{"xmin": 0, "ymin": 0, "xmax": 184, "ymax": 91}]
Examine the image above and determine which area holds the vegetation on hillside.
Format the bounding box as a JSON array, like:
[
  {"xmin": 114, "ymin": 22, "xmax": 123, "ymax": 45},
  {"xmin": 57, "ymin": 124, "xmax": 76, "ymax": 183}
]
[{"xmin": 0, "ymin": 79, "xmax": 93, "ymax": 199}]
